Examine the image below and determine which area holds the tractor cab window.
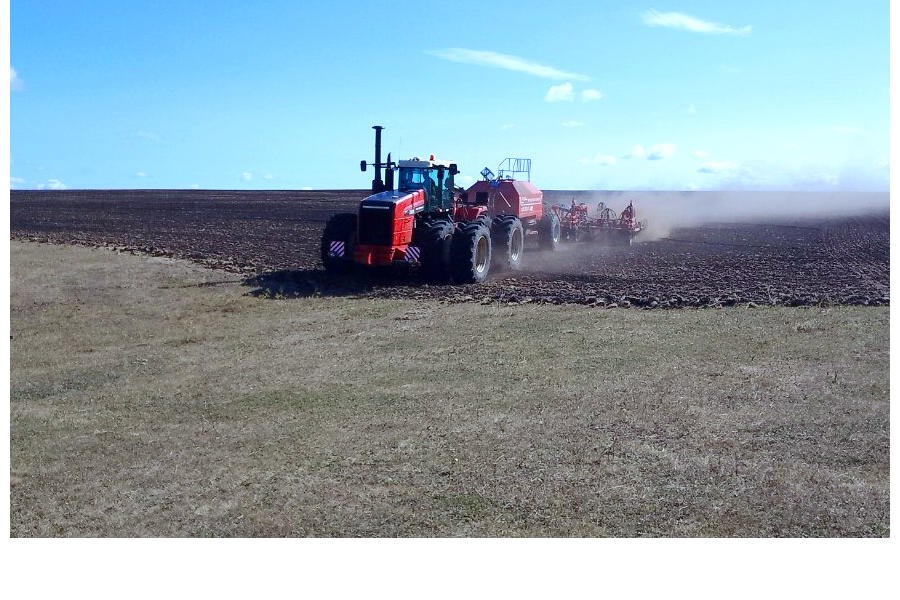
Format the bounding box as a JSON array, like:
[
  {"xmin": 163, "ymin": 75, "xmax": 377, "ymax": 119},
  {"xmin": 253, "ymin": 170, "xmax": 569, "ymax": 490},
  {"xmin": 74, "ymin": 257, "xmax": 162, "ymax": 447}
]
[
  {"xmin": 399, "ymin": 168, "xmax": 428, "ymax": 192},
  {"xmin": 428, "ymin": 169, "xmax": 442, "ymax": 196},
  {"xmin": 399, "ymin": 165, "xmax": 452, "ymax": 209},
  {"xmin": 429, "ymin": 168, "xmax": 454, "ymax": 208}
]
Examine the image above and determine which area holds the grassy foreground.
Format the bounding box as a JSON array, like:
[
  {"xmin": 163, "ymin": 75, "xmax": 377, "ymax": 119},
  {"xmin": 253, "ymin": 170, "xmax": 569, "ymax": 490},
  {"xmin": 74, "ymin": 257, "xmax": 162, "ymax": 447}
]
[{"xmin": 9, "ymin": 241, "xmax": 889, "ymax": 537}]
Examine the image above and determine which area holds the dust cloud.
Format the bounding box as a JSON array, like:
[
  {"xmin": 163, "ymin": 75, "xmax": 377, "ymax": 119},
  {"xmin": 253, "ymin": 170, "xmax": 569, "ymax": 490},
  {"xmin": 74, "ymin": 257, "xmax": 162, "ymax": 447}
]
[
  {"xmin": 518, "ymin": 189, "xmax": 890, "ymax": 274},
  {"xmin": 543, "ymin": 190, "xmax": 890, "ymax": 242}
]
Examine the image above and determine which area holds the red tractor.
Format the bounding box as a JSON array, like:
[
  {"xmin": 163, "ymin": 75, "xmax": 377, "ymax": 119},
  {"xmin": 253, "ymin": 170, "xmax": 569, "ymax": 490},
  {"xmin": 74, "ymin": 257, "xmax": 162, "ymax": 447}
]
[{"xmin": 320, "ymin": 126, "xmax": 562, "ymax": 283}]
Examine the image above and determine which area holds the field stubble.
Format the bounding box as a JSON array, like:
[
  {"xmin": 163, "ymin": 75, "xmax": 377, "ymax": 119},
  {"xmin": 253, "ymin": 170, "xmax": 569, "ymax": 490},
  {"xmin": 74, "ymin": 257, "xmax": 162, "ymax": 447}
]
[{"xmin": 9, "ymin": 241, "xmax": 889, "ymax": 537}]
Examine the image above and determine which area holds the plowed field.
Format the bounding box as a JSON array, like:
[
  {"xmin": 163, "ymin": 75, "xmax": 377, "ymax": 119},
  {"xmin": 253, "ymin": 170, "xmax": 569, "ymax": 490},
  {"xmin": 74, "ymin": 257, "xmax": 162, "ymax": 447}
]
[{"xmin": 10, "ymin": 189, "xmax": 889, "ymax": 307}]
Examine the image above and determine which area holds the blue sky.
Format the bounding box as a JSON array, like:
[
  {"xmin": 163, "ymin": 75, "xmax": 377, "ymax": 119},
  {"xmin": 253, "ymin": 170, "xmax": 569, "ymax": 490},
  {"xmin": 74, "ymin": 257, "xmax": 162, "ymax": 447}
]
[{"xmin": 8, "ymin": 0, "xmax": 890, "ymax": 191}]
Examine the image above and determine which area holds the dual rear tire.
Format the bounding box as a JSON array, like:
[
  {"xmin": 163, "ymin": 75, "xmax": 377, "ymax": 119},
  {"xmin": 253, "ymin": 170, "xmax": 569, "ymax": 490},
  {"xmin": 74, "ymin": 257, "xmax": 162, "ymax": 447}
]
[
  {"xmin": 414, "ymin": 218, "xmax": 492, "ymax": 284},
  {"xmin": 491, "ymin": 216, "xmax": 524, "ymax": 271},
  {"xmin": 450, "ymin": 223, "xmax": 492, "ymax": 284}
]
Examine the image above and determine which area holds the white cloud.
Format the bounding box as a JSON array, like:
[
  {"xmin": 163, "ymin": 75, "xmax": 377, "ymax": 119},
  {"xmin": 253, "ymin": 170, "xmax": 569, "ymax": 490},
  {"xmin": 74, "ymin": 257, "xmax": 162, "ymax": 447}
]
[
  {"xmin": 687, "ymin": 103, "xmax": 697, "ymax": 114},
  {"xmin": 500, "ymin": 123, "xmax": 516, "ymax": 131},
  {"xmin": 647, "ymin": 143, "xmax": 677, "ymax": 160},
  {"xmin": 546, "ymin": 82, "xmax": 575, "ymax": 102},
  {"xmin": 242, "ymin": 171, "xmax": 253, "ymax": 181},
  {"xmin": 10, "ymin": 176, "xmax": 25, "ymax": 188},
  {"xmin": 10, "ymin": 65, "xmax": 23, "ymax": 91},
  {"xmin": 300, "ymin": 186, "xmax": 314, "ymax": 191},
  {"xmin": 428, "ymin": 48, "xmax": 590, "ymax": 81},
  {"xmin": 698, "ymin": 161, "xmax": 736, "ymax": 174},
  {"xmin": 642, "ymin": 10, "xmax": 752, "ymax": 35},
  {"xmin": 562, "ymin": 120, "xmax": 585, "ymax": 128},
  {"xmin": 544, "ymin": 86, "xmax": 602, "ymax": 103},
  {"xmin": 263, "ymin": 173, "xmax": 274, "ymax": 180},
  {"xmin": 580, "ymin": 154, "xmax": 617, "ymax": 166},
  {"xmin": 37, "ymin": 179, "xmax": 66, "ymax": 190},
  {"xmin": 692, "ymin": 150, "xmax": 709, "ymax": 159},
  {"xmin": 623, "ymin": 144, "xmax": 647, "ymax": 159},
  {"xmin": 190, "ymin": 183, "xmax": 200, "ymax": 189},
  {"xmin": 136, "ymin": 171, "xmax": 148, "ymax": 178}
]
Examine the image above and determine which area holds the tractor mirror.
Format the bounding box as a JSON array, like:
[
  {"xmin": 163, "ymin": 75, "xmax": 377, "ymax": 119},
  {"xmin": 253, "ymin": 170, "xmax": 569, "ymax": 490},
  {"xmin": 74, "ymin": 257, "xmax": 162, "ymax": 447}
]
[{"xmin": 360, "ymin": 160, "xmax": 367, "ymax": 172}]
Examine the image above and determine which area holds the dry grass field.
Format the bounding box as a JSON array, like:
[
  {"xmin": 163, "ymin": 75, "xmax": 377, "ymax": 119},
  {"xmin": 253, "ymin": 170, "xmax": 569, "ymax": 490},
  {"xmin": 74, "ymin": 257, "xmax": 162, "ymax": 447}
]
[{"xmin": 9, "ymin": 241, "xmax": 889, "ymax": 537}]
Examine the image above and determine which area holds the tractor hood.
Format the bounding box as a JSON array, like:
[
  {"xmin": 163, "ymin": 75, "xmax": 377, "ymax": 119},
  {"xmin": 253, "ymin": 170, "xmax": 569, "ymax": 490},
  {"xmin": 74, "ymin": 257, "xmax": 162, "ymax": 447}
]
[
  {"xmin": 362, "ymin": 189, "xmax": 416, "ymax": 204},
  {"xmin": 360, "ymin": 189, "xmax": 426, "ymax": 215}
]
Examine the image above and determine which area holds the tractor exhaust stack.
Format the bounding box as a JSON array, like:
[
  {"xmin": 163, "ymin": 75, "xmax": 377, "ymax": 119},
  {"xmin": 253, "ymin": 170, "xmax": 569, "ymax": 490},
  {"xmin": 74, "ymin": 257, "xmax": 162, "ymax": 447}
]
[{"xmin": 372, "ymin": 125, "xmax": 385, "ymax": 193}]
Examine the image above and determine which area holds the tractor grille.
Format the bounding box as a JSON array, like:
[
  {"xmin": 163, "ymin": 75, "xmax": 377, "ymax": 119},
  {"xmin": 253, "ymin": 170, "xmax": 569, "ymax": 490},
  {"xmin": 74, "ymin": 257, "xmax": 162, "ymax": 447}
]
[{"xmin": 358, "ymin": 203, "xmax": 394, "ymax": 246}]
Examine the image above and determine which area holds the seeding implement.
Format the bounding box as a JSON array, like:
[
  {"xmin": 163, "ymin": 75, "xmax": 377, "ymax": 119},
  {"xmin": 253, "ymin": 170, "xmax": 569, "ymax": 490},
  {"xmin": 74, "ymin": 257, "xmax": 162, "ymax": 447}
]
[
  {"xmin": 552, "ymin": 199, "xmax": 644, "ymax": 246},
  {"xmin": 320, "ymin": 125, "xmax": 642, "ymax": 282}
]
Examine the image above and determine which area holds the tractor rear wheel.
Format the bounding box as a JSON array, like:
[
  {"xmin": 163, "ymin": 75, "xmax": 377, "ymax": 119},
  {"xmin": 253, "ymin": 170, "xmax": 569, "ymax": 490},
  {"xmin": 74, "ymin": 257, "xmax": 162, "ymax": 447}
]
[
  {"xmin": 538, "ymin": 211, "xmax": 561, "ymax": 250},
  {"xmin": 451, "ymin": 224, "xmax": 492, "ymax": 283},
  {"xmin": 491, "ymin": 216, "xmax": 524, "ymax": 270},
  {"xmin": 320, "ymin": 212, "xmax": 358, "ymax": 272},
  {"xmin": 415, "ymin": 218, "xmax": 454, "ymax": 280}
]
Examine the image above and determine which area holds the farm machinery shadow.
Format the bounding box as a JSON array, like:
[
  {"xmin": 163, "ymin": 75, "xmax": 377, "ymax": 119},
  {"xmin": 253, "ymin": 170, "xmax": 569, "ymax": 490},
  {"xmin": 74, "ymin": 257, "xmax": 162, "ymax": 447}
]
[{"xmin": 242, "ymin": 267, "xmax": 442, "ymax": 299}]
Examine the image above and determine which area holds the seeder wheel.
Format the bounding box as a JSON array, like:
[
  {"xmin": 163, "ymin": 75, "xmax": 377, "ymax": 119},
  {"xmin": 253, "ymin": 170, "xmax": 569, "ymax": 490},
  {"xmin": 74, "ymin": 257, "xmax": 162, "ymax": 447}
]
[{"xmin": 538, "ymin": 212, "xmax": 561, "ymax": 250}]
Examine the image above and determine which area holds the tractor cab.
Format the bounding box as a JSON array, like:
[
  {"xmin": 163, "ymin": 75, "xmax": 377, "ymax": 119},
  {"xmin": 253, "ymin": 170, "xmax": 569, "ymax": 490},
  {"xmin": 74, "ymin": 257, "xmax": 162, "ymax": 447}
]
[{"xmin": 397, "ymin": 156, "xmax": 457, "ymax": 212}]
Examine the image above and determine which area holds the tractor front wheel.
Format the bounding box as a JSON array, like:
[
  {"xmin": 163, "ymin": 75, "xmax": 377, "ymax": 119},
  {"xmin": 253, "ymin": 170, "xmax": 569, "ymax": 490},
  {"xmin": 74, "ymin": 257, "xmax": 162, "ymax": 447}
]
[
  {"xmin": 320, "ymin": 212, "xmax": 358, "ymax": 272},
  {"xmin": 415, "ymin": 218, "xmax": 454, "ymax": 281}
]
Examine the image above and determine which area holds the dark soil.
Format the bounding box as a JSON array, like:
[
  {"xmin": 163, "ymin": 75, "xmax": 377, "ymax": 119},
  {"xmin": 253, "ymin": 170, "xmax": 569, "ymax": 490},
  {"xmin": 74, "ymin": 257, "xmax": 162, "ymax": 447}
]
[{"xmin": 10, "ymin": 189, "xmax": 889, "ymax": 308}]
